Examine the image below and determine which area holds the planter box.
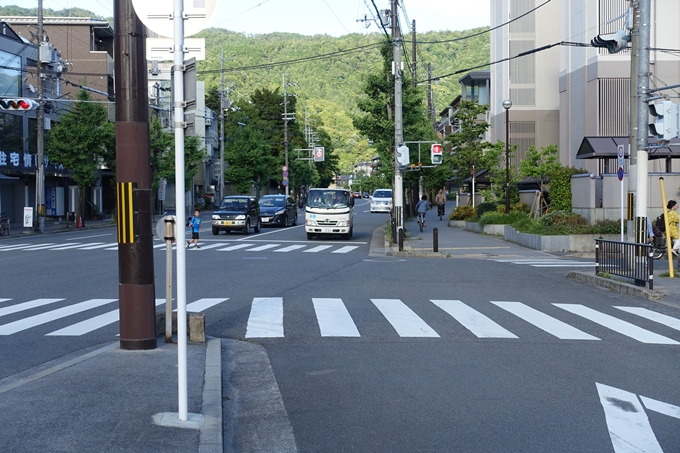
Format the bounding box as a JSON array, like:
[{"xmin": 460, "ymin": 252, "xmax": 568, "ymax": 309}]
[{"xmin": 463, "ymin": 222, "xmax": 619, "ymax": 252}]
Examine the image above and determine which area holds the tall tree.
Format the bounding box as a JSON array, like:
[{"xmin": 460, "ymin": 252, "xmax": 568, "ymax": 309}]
[
  {"xmin": 519, "ymin": 144, "xmax": 562, "ymax": 193},
  {"xmin": 224, "ymin": 126, "xmax": 275, "ymax": 194},
  {"xmin": 46, "ymin": 89, "xmax": 115, "ymax": 224}
]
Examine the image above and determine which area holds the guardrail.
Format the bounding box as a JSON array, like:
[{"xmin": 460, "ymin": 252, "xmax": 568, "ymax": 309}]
[{"xmin": 595, "ymin": 239, "xmax": 654, "ymax": 290}]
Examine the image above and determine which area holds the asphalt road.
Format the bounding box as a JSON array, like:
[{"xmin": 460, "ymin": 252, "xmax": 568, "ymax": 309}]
[{"xmin": 1, "ymin": 198, "xmax": 680, "ymax": 452}]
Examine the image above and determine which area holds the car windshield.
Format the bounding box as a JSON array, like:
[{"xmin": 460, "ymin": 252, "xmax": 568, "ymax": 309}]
[
  {"xmin": 259, "ymin": 197, "xmax": 285, "ymax": 207},
  {"xmin": 219, "ymin": 199, "xmax": 248, "ymax": 211},
  {"xmin": 373, "ymin": 190, "xmax": 392, "ymax": 198},
  {"xmin": 307, "ymin": 190, "xmax": 349, "ymax": 208}
]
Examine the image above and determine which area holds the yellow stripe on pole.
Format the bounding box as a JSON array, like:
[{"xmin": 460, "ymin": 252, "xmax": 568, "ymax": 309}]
[{"xmin": 117, "ymin": 182, "xmax": 135, "ymax": 244}]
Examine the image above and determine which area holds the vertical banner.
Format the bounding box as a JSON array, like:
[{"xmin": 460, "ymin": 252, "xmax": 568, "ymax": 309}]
[{"xmin": 23, "ymin": 207, "xmax": 33, "ymax": 227}]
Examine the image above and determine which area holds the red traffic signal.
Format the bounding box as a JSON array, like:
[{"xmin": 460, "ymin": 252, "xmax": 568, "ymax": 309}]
[
  {"xmin": 0, "ymin": 98, "xmax": 39, "ymax": 111},
  {"xmin": 431, "ymin": 144, "xmax": 443, "ymax": 165}
]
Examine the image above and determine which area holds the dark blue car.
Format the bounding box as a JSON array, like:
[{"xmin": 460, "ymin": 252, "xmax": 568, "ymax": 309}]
[{"xmin": 258, "ymin": 195, "xmax": 298, "ymax": 228}]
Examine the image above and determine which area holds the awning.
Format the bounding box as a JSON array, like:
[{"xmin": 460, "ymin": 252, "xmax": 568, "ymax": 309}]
[
  {"xmin": 0, "ymin": 173, "xmax": 20, "ymax": 184},
  {"xmin": 576, "ymin": 136, "xmax": 680, "ymax": 159}
]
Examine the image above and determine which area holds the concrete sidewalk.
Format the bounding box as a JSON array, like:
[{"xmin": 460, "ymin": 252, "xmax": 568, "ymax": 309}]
[{"xmin": 386, "ymin": 215, "xmax": 680, "ymax": 307}]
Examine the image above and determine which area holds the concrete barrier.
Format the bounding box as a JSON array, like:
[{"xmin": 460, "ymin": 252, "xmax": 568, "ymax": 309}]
[{"xmin": 156, "ymin": 311, "xmax": 206, "ymax": 343}]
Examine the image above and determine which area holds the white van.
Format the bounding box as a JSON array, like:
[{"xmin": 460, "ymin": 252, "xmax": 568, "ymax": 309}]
[{"xmin": 305, "ymin": 188, "xmax": 354, "ymax": 240}]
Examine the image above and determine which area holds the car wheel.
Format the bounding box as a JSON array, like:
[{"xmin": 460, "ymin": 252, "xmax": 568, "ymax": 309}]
[
  {"xmin": 343, "ymin": 226, "xmax": 353, "ymax": 240},
  {"xmin": 243, "ymin": 219, "xmax": 251, "ymax": 235},
  {"xmin": 292, "ymin": 214, "xmax": 297, "ymax": 226},
  {"xmin": 307, "ymin": 232, "xmax": 314, "ymax": 240},
  {"xmin": 254, "ymin": 219, "xmax": 261, "ymax": 233},
  {"xmin": 212, "ymin": 227, "xmax": 219, "ymax": 235}
]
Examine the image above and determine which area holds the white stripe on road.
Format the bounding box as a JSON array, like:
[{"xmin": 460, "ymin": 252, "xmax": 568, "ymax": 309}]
[
  {"xmin": 531, "ymin": 264, "xmax": 595, "ymax": 267},
  {"xmin": 191, "ymin": 243, "xmax": 225, "ymax": 250},
  {"xmin": 332, "ymin": 246, "xmax": 359, "ymax": 254},
  {"xmin": 615, "ymin": 306, "xmax": 680, "ymax": 332},
  {"xmin": 312, "ymin": 298, "xmax": 360, "ymax": 337},
  {"xmin": 492, "ymin": 301, "xmax": 599, "ymax": 340},
  {"xmin": 0, "ymin": 299, "xmax": 117, "ymax": 335},
  {"xmin": 217, "ymin": 243, "xmax": 256, "ymax": 251},
  {"xmin": 274, "ymin": 245, "xmax": 307, "ymax": 252},
  {"xmin": 50, "ymin": 243, "xmax": 102, "ymax": 251},
  {"xmin": 245, "ymin": 244, "xmax": 280, "ymax": 251},
  {"xmin": 0, "ymin": 299, "xmax": 64, "ymax": 318},
  {"xmin": 184, "ymin": 298, "xmax": 228, "ymax": 312},
  {"xmin": 596, "ymin": 383, "xmax": 663, "ymax": 453},
  {"xmin": 640, "ymin": 395, "xmax": 680, "ymax": 419},
  {"xmin": 47, "ymin": 299, "xmax": 165, "ymax": 336},
  {"xmin": 79, "ymin": 243, "xmax": 118, "ymax": 250},
  {"xmin": 303, "ymin": 245, "xmax": 333, "ymax": 253},
  {"xmin": 371, "ymin": 299, "xmax": 439, "ymax": 337},
  {"xmin": 432, "ymin": 300, "xmax": 517, "ymax": 338},
  {"xmin": 15, "ymin": 243, "xmax": 59, "ymax": 251},
  {"xmin": 246, "ymin": 297, "xmax": 284, "ymax": 338},
  {"xmin": 554, "ymin": 304, "xmax": 680, "ymax": 344},
  {"xmin": 0, "ymin": 244, "xmax": 29, "ymax": 250},
  {"xmin": 0, "ymin": 299, "xmax": 10, "ymax": 304}
]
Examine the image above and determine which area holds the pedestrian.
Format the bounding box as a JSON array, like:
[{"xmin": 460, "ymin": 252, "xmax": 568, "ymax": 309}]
[
  {"xmin": 435, "ymin": 189, "xmax": 447, "ymax": 219},
  {"xmin": 667, "ymin": 200, "xmax": 680, "ymax": 256},
  {"xmin": 416, "ymin": 195, "xmax": 428, "ymax": 227},
  {"xmin": 186, "ymin": 208, "xmax": 202, "ymax": 250}
]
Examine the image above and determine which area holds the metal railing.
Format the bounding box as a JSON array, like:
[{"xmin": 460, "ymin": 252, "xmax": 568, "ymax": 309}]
[{"xmin": 595, "ymin": 239, "xmax": 654, "ymax": 289}]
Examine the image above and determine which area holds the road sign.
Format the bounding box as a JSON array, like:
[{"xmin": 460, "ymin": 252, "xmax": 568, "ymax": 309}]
[
  {"xmin": 283, "ymin": 171, "xmax": 288, "ymax": 177},
  {"xmin": 313, "ymin": 147, "xmax": 325, "ymax": 162},
  {"xmin": 282, "ymin": 166, "xmax": 288, "ymax": 172},
  {"xmin": 155, "ymin": 215, "xmax": 177, "ymax": 242},
  {"xmin": 617, "ymin": 167, "xmax": 624, "ymax": 181},
  {"xmin": 282, "ymin": 180, "xmax": 289, "ymax": 186},
  {"xmin": 131, "ymin": 0, "xmax": 217, "ymax": 38}
]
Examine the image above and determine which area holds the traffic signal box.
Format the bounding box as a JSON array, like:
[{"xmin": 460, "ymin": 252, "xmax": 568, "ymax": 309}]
[
  {"xmin": 649, "ymin": 101, "xmax": 679, "ymax": 142},
  {"xmin": 431, "ymin": 144, "xmax": 443, "ymax": 165},
  {"xmin": 0, "ymin": 99, "xmax": 38, "ymax": 110}
]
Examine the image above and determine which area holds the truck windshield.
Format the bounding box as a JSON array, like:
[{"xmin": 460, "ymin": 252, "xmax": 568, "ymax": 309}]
[{"xmin": 307, "ymin": 190, "xmax": 348, "ymax": 208}]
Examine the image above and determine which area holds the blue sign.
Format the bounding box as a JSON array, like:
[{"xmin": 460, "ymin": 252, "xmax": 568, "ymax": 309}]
[
  {"xmin": 617, "ymin": 167, "xmax": 624, "ymax": 181},
  {"xmin": 282, "ymin": 171, "xmax": 288, "ymax": 177},
  {"xmin": 282, "ymin": 180, "xmax": 289, "ymax": 186}
]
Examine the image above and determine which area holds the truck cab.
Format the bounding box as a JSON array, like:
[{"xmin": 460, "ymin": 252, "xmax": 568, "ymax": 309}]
[{"xmin": 304, "ymin": 188, "xmax": 354, "ymax": 240}]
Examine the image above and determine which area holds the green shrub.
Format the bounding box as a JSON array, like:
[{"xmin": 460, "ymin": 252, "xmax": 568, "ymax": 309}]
[
  {"xmin": 476, "ymin": 202, "xmax": 499, "ymax": 217},
  {"xmin": 479, "ymin": 211, "xmax": 528, "ymax": 227},
  {"xmin": 549, "ymin": 167, "xmax": 588, "ymax": 212},
  {"xmin": 450, "ymin": 206, "xmax": 477, "ymax": 220},
  {"xmin": 541, "ymin": 210, "xmax": 586, "ymax": 228}
]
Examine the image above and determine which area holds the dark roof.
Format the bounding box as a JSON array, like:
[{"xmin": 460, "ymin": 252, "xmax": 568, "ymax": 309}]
[
  {"xmin": 576, "ymin": 136, "xmax": 680, "ymax": 159},
  {"xmin": 0, "ymin": 173, "xmax": 20, "ymax": 184},
  {"xmin": 458, "ymin": 71, "xmax": 490, "ymax": 85}
]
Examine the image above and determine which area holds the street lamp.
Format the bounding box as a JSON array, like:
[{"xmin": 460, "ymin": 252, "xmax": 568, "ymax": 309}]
[{"xmin": 502, "ymin": 99, "xmax": 512, "ymax": 214}]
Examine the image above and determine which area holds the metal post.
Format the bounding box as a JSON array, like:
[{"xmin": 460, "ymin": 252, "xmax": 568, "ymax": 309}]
[
  {"xmin": 283, "ymin": 74, "xmax": 289, "ymax": 197},
  {"xmin": 433, "ymin": 227, "xmax": 438, "ymax": 252},
  {"xmin": 165, "ymin": 217, "xmax": 174, "ymax": 343},
  {"xmin": 392, "ymin": 0, "xmax": 404, "ymax": 235},
  {"xmin": 36, "ymin": 0, "xmax": 45, "ymax": 233},
  {"xmin": 634, "ymin": 0, "xmax": 650, "ymax": 249},
  {"xmin": 502, "ymin": 100, "xmax": 512, "ymax": 213},
  {"xmin": 398, "ymin": 226, "xmax": 403, "ymax": 251},
  {"xmin": 172, "ymin": 0, "xmax": 188, "ymax": 421},
  {"xmin": 627, "ymin": 0, "xmax": 640, "ymax": 243},
  {"xmin": 219, "ymin": 48, "xmax": 225, "ymax": 201},
  {"xmin": 114, "ymin": 0, "xmax": 156, "ymax": 351}
]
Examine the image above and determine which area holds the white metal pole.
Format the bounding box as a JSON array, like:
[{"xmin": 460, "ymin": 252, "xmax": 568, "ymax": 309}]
[
  {"xmin": 172, "ymin": 0, "xmax": 188, "ymax": 422},
  {"xmin": 621, "ymin": 177, "xmax": 624, "ymax": 242},
  {"xmin": 165, "ymin": 218, "xmax": 173, "ymax": 343}
]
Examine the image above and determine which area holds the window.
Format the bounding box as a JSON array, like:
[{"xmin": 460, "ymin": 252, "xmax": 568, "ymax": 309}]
[
  {"xmin": 0, "ymin": 50, "xmax": 21, "ymax": 97},
  {"xmin": 509, "ymin": 0, "xmax": 536, "ymax": 33}
]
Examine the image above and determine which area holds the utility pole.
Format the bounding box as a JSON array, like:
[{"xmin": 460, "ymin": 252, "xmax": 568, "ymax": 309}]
[
  {"xmin": 627, "ymin": 0, "xmax": 640, "ymax": 242},
  {"xmin": 392, "ymin": 0, "xmax": 404, "ymax": 229},
  {"xmin": 427, "ymin": 63, "xmax": 434, "ymax": 122},
  {"xmin": 634, "ymin": 0, "xmax": 651, "ymax": 244},
  {"xmin": 35, "ymin": 0, "xmax": 45, "ymax": 233},
  {"xmin": 114, "ymin": 0, "xmax": 156, "ymax": 350},
  {"xmin": 283, "ymin": 74, "xmax": 289, "ymax": 196},
  {"xmin": 411, "ymin": 19, "xmax": 416, "ymax": 86},
  {"xmin": 219, "ymin": 47, "xmax": 225, "ymax": 201}
]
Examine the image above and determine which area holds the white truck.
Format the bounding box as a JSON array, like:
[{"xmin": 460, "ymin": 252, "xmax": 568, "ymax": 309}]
[{"xmin": 304, "ymin": 188, "xmax": 354, "ymax": 240}]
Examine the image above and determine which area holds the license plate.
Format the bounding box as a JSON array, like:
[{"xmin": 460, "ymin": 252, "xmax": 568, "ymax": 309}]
[
  {"xmin": 322, "ymin": 228, "xmax": 333, "ymax": 233},
  {"xmin": 262, "ymin": 217, "xmax": 270, "ymax": 223},
  {"xmin": 221, "ymin": 221, "xmax": 232, "ymax": 226}
]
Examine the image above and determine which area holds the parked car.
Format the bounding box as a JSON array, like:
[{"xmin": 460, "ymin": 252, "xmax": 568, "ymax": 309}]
[
  {"xmin": 258, "ymin": 195, "xmax": 298, "ymax": 227},
  {"xmin": 212, "ymin": 195, "xmax": 261, "ymax": 235},
  {"xmin": 362, "ymin": 192, "xmax": 370, "ymax": 198},
  {"xmin": 370, "ymin": 189, "xmax": 393, "ymax": 213}
]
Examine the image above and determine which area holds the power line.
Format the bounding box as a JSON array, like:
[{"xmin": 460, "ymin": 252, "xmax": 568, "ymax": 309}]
[{"xmin": 369, "ymin": 0, "xmax": 390, "ymax": 40}]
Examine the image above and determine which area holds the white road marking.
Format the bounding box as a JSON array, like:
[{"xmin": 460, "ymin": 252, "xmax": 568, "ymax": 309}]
[
  {"xmin": 555, "ymin": 304, "xmax": 680, "ymax": 344},
  {"xmin": 246, "ymin": 297, "xmax": 284, "ymax": 338},
  {"xmin": 217, "ymin": 243, "xmax": 256, "ymax": 251},
  {"xmin": 184, "ymin": 298, "xmax": 228, "ymax": 312},
  {"xmin": 640, "ymin": 395, "xmax": 680, "ymax": 419},
  {"xmin": 312, "ymin": 298, "xmax": 360, "ymax": 337},
  {"xmin": 67, "ymin": 233, "xmax": 112, "ymax": 240},
  {"xmin": 79, "ymin": 243, "xmax": 118, "ymax": 250},
  {"xmin": 432, "ymin": 300, "xmax": 517, "ymax": 338},
  {"xmin": 47, "ymin": 299, "xmax": 165, "ymax": 336},
  {"xmin": 331, "ymin": 246, "xmax": 359, "ymax": 254},
  {"xmin": 303, "ymin": 245, "xmax": 333, "ymax": 253},
  {"xmin": 190, "ymin": 243, "xmax": 224, "ymax": 250},
  {"xmin": 245, "ymin": 244, "xmax": 280, "ymax": 251},
  {"xmin": 0, "ymin": 299, "xmax": 64, "ymax": 318},
  {"xmin": 0, "ymin": 299, "xmax": 10, "ymax": 304},
  {"xmin": 14, "ymin": 243, "xmax": 59, "ymax": 251},
  {"xmin": 0, "ymin": 244, "xmax": 30, "ymax": 250},
  {"xmin": 492, "ymin": 301, "xmax": 599, "ymax": 340},
  {"xmin": 274, "ymin": 245, "xmax": 307, "ymax": 252},
  {"xmin": 371, "ymin": 299, "xmax": 439, "ymax": 337},
  {"xmin": 596, "ymin": 383, "xmax": 663, "ymax": 453},
  {"xmin": 0, "ymin": 299, "xmax": 117, "ymax": 335},
  {"xmin": 615, "ymin": 306, "xmax": 680, "ymax": 332},
  {"xmin": 50, "ymin": 243, "xmax": 102, "ymax": 251}
]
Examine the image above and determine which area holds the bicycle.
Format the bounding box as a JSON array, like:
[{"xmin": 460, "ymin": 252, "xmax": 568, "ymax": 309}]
[
  {"xmin": 417, "ymin": 212, "xmax": 426, "ymax": 232},
  {"xmin": 0, "ymin": 213, "xmax": 9, "ymax": 237},
  {"xmin": 437, "ymin": 204, "xmax": 445, "ymax": 221}
]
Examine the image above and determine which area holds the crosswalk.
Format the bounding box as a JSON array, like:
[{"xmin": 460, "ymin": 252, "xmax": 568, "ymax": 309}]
[
  {"xmin": 489, "ymin": 258, "xmax": 595, "ymax": 267},
  {"xmin": 0, "ymin": 241, "xmax": 361, "ymax": 254},
  {"xmin": 4, "ymin": 295, "xmax": 680, "ymax": 344}
]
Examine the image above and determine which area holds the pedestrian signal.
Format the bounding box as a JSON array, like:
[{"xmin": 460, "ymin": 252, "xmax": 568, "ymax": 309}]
[{"xmin": 431, "ymin": 144, "xmax": 443, "ymax": 165}]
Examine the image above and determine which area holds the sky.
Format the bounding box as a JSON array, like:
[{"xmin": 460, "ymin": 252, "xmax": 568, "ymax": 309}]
[{"xmin": 0, "ymin": 0, "xmax": 490, "ymax": 36}]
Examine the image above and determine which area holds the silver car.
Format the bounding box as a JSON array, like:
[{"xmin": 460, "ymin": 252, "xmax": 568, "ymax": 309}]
[{"xmin": 370, "ymin": 189, "xmax": 393, "ymax": 213}]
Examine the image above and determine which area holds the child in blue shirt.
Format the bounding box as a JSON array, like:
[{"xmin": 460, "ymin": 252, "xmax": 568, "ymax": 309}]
[{"xmin": 186, "ymin": 209, "xmax": 202, "ymax": 249}]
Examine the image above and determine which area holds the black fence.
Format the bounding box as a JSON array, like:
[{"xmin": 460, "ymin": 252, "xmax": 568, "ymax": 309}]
[{"xmin": 595, "ymin": 239, "xmax": 654, "ymax": 289}]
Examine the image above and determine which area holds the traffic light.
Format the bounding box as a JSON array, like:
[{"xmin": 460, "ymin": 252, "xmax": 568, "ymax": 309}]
[
  {"xmin": 649, "ymin": 101, "xmax": 678, "ymax": 142},
  {"xmin": 431, "ymin": 143, "xmax": 443, "ymax": 165},
  {"xmin": 0, "ymin": 99, "xmax": 38, "ymax": 111},
  {"xmin": 396, "ymin": 145, "xmax": 410, "ymax": 166},
  {"xmin": 591, "ymin": 30, "xmax": 630, "ymax": 54}
]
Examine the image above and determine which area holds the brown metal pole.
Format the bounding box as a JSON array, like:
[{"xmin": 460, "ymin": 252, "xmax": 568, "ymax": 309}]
[{"xmin": 115, "ymin": 0, "xmax": 156, "ymax": 350}]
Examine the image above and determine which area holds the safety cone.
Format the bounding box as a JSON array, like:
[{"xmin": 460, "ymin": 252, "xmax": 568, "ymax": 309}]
[{"xmin": 77, "ymin": 216, "xmax": 83, "ymax": 228}]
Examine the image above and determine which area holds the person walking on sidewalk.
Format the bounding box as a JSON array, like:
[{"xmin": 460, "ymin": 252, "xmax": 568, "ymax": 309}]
[
  {"xmin": 186, "ymin": 208, "xmax": 202, "ymax": 250},
  {"xmin": 667, "ymin": 200, "xmax": 680, "ymax": 256},
  {"xmin": 435, "ymin": 189, "xmax": 447, "ymax": 219}
]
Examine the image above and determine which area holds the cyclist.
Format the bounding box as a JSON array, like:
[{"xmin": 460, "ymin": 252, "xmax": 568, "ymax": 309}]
[
  {"xmin": 435, "ymin": 189, "xmax": 447, "ymax": 219},
  {"xmin": 416, "ymin": 195, "xmax": 428, "ymax": 228}
]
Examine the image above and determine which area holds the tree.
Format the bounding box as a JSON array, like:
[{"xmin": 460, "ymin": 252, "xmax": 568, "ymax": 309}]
[
  {"xmin": 46, "ymin": 89, "xmax": 114, "ymax": 225},
  {"xmin": 154, "ymin": 134, "xmax": 205, "ymax": 192},
  {"xmin": 224, "ymin": 126, "xmax": 275, "ymax": 194},
  {"xmin": 519, "ymin": 144, "xmax": 562, "ymax": 194}
]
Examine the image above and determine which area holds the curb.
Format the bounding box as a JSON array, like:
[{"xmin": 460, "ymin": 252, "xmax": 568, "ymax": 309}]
[
  {"xmin": 566, "ymin": 271, "xmax": 660, "ymax": 300},
  {"xmin": 199, "ymin": 338, "xmax": 223, "ymax": 453}
]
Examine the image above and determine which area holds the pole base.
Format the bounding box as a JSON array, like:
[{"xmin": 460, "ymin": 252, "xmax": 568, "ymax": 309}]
[{"xmin": 152, "ymin": 412, "xmax": 204, "ymax": 430}]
